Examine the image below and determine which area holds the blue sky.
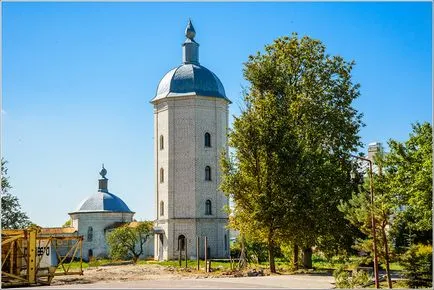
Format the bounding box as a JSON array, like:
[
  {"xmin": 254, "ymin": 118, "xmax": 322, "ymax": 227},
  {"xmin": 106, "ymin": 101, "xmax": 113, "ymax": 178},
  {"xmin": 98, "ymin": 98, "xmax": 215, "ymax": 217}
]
[{"xmin": 2, "ymin": 2, "xmax": 432, "ymax": 227}]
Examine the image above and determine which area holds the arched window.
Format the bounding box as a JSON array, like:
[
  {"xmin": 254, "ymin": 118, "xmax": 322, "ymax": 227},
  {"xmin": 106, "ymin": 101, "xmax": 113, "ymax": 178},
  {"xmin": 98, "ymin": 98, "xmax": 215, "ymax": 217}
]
[
  {"xmin": 160, "ymin": 201, "xmax": 164, "ymax": 216},
  {"xmin": 205, "ymin": 200, "xmax": 212, "ymax": 215},
  {"xmin": 178, "ymin": 235, "xmax": 186, "ymax": 251},
  {"xmin": 205, "ymin": 132, "xmax": 211, "ymax": 147},
  {"xmin": 205, "ymin": 166, "xmax": 211, "ymax": 181},
  {"xmin": 160, "ymin": 135, "xmax": 164, "ymax": 150},
  {"xmin": 160, "ymin": 168, "xmax": 164, "ymax": 183},
  {"xmin": 87, "ymin": 226, "xmax": 93, "ymax": 242}
]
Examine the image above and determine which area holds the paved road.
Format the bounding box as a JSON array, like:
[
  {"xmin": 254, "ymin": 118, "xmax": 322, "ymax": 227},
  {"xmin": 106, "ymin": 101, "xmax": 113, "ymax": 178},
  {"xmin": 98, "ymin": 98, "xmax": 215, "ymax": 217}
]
[{"xmin": 30, "ymin": 274, "xmax": 335, "ymax": 289}]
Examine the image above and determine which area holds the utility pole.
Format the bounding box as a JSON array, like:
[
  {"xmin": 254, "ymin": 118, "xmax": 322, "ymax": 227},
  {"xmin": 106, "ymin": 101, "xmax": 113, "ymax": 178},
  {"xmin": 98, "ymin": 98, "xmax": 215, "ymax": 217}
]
[
  {"xmin": 196, "ymin": 236, "xmax": 200, "ymax": 270},
  {"xmin": 351, "ymin": 154, "xmax": 379, "ymax": 289}
]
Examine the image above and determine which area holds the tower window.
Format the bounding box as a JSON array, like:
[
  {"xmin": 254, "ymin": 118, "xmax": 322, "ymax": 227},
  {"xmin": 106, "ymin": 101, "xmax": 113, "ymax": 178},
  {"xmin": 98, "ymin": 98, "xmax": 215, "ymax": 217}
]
[
  {"xmin": 224, "ymin": 234, "xmax": 228, "ymax": 250},
  {"xmin": 87, "ymin": 226, "xmax": 93, "ymax": 242},
  {"xmin": 160, "ymin": 201, "xmax": 164, "ymax": 216},
  {"xmin": 205, "ymin": 132, "xmax": 211, "ymax": 147},
  {"xmin": 205, "ymin": 166, "xmax": 211, "ymax": 181},
  {"xmin": 160, "ymin": 135, "xmax": 164, "ymax": 150},
  {"xmin": 205, "ymin": 200, "xmax": 212, "ymax": 215},
  {"xmin": 178, "ymin": 235, "xmax": 186, "ymax": 251},
  {"xmin": 160, "ymin": 168, "xmax": 164, "ymax": 183}
]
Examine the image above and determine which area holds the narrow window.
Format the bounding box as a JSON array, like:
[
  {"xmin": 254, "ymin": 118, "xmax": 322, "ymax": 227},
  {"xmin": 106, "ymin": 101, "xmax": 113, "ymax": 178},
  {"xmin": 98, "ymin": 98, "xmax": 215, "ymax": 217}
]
[
  {"xmin": 224, "ymin": 234, "xmax": 228, "ymax": 250},
  {"xmin": 205, "ymin": 200, "xmax": 212, "ymax": 215},
  {"xmin": 178, "ymin": 235, "xmax": 186, "ymax": 251},
  {"xmin": 160, "ymin": 201, "xmax": 164, "ymax": 216},
  {"xmin": 160, "ymin": 135, "xmax": 164, "ymax": 150},
  {"xmin": 88, "ymin": 249, "xmax": 93, "ymax": 259},
  {"xmin": 160, "ymin": 168, "xmax": 164, "ymax": 183},
  {"xmin": 205, "ymin": 132, "xmax": 211, "ymax": 147},
  {"xmin": 87, "ymin": 226, "xmax": 93, "ymax": 242},
  {"xmin": 205, "ymin": 166, "xmax": 211, "ymax": 181}
]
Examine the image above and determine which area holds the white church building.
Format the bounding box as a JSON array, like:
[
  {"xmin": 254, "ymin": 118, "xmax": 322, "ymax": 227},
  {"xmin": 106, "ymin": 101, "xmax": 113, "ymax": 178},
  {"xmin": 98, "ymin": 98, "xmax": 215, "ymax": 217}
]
[
  {"xmin": 151, "ymin": 20, "xmax": 231, "ymax": 260},
  {"xmin": 68, "ymin": 166, "xmax": 153, "ymax": 261}
]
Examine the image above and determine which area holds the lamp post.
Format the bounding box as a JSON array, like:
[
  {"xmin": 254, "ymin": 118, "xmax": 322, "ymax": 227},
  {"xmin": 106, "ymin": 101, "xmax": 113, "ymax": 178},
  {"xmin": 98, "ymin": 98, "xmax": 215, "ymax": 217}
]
[{"xmin": 351, "ymin": 154, "xmax": 380, "ymax": 289}]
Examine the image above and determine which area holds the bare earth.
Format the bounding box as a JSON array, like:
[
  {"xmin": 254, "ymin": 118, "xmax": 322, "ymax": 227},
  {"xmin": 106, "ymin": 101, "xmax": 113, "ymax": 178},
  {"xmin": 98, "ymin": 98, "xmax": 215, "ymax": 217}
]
[
  {"xmin": 51, "ymin": 264, "xmax": 202, "ymax": 286},
  {"xmin": 39, "ymin": 264, "xmax": 335, "ymax": 289}
]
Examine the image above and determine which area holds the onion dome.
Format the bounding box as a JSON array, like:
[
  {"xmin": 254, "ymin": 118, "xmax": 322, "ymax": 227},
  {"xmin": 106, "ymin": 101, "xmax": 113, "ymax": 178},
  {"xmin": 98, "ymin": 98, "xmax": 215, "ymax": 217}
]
[
  {"xmin": 70, "ymin": 165, "xmax": 133, "ymax": 213},
  {"xmin": 151, "ymin": 20, "xmax": 230, "ymax": 103}
]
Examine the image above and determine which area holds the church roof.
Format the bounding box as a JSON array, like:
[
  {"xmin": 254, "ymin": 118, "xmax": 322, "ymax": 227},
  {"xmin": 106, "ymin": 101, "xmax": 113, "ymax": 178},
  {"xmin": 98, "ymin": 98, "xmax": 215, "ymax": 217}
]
[
  {"xmin": 151, "ymin": 20, "xmax": 230, "ymax": 103},
  {"xmin": 70, "ymin": 165, "xmax": 134, "ymax": 214},
  {"xmin": 153, "ymin": 64, "xmax": 228, "ymax": 102},
  {"xmin": 72, "ymin": 191, "xmax": 133, "ymax": 213}
]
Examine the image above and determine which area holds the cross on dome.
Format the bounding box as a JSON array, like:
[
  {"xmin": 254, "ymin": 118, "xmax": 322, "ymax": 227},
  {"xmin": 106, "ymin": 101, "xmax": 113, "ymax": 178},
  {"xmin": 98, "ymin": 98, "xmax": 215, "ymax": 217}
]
[
  {"xmin": 185, "ymin": 19, "xmax": 196, "ymax": 40},
  {"xmin": 100, "ymin": 164, "xmax": 107, "ymax": 179}
]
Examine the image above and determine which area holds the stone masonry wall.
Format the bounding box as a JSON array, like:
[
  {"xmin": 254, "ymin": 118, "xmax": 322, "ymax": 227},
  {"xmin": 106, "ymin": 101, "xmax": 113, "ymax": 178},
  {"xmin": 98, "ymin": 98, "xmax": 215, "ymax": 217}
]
[{"xmin": 153, "ymin": 95, "xmax": 229, "ymax": 260}]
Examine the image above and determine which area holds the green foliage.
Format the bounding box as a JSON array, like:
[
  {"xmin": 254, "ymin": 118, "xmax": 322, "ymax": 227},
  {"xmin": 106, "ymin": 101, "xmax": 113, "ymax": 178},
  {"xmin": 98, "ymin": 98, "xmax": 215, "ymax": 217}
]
[
  {"xmin": 338, "ymin": 151, "xmax": 396, "ymax": 287},
  {"xmin": 333, "ymin": 265, "xmax": 371, "ymax": 288},
  {"xmin": 62, "ymin": 219, "xmax": 72, "ymax": 227},
  {"xmin": 400, "ymin": 244, "xmax": 432, "ymax": 288},
  {"xmin": 385, "ymin": 122, "xmax": 432, "ymax": 240},
  {"xmin": 221, "ymin": 33, "xmax": 363, "ymax": 272},
  {"xmin": 1, "ymin": 159, "xmax": 31, "ymax": 229},
  {"xmin": 231, "ymin": 237, "xmax": 274, "ymax": 264},
  {"xmin": 339, "ymin": 123, "xmax": 432, "ymax": 288},
  {"xmin": 106, "ymin": 221, "xmax": 153, "ymax": 263},
  {"xmin": 280, "ymin": 243, "xmax": 297, "ymax": 263}
]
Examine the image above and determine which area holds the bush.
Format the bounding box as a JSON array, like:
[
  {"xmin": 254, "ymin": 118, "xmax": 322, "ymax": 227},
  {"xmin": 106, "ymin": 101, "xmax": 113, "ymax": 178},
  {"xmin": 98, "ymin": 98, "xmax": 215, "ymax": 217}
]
[
  {"xmin": 230, "ymin": 238, "xmax": 271, "ymax": 263},
  {"xmin": 333, "ymin": 265, "xmax": 370, "ymax": 288},
  {"xmin": 401, "ymin": 244, "xmax": 432, "ymax": 288}
]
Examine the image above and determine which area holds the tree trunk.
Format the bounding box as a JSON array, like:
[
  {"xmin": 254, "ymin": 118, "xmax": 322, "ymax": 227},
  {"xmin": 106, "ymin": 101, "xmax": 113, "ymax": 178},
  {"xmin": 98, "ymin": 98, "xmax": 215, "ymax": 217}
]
[
  {"xmin": 382, "ymin": 226, "xmax": 392, "ymax": 288},
  {"xmin": 293, "ymin": 244, "xmax": 299, "ymax": 270},
  {"xmin": 238, "ymin": 234, "xmax": 247, "ymax": 270},
  {"xmin": 268, "ymin": 238, "xmax": 276, "ymax": 273},
  {"xmin": 302, "ymin": 247, "xmax": 312, "ymax": 269}
]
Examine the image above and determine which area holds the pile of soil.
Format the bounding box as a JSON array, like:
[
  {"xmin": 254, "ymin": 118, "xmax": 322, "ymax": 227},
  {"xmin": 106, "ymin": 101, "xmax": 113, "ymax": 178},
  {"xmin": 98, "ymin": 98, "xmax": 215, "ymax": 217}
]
[{"xmin": 51, "ymin": 263, "xmax": 201, "ymax": 286}]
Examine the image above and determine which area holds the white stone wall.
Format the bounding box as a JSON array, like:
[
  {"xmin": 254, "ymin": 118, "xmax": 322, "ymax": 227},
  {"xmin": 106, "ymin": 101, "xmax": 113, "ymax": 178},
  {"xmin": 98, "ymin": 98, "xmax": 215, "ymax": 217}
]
[
  {"xmin": 70, "ymin": 212, "xmax": 134, "ymax": 260},
  {"xmin": 153, "ymin": 95, "xmax": 229, "ymax": 260}
]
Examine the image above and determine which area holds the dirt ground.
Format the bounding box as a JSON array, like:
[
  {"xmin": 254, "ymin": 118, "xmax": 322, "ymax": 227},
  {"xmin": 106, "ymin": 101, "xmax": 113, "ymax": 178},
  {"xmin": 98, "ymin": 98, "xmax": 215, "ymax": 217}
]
[{"xmin": 51, "ymin": 263, "xmax": 229, "ymax": 286}]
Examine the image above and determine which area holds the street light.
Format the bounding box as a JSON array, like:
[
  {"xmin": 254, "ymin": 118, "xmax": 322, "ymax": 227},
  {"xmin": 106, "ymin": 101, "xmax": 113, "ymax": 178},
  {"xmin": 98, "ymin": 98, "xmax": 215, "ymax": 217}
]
[{"xmin": 351, "ymin": 154, "xmax": 380, "ymax": 289}]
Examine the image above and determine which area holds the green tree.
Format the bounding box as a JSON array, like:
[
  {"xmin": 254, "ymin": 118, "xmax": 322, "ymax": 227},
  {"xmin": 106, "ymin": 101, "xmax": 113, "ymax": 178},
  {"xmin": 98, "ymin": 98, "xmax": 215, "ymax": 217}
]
[
  {"xmin": 221, "ymin": 33, "xmax": 363, "ymax": 272},
  {"xmin": 338, "ymin": 162, "xmax": 395, "ymax": 288},
  {"xmin": 62, "ymin": 219, "xmax": 72, "ymax": 227},
  {"xmin": 106, "ymin": 221, "xmax": 153, "ymax": 263},
  {"xmin": 400, "ymin": 244, "xmax": 432, "ymax": 288},
  {"xmin": 339, "ymin": 123, "xmax": 432, "ymax": 288},
  {"xmin": 385, "ymin": 122, "xmax": 432, "ymax": 243},
  {"xmin": 1, "ymin": 159, "xmax": 31, "ymax": 229}
]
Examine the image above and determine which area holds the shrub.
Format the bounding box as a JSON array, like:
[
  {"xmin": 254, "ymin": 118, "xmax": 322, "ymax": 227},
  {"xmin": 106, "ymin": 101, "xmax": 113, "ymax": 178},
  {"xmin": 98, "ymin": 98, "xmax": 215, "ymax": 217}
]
[
  {"xmin": 401, "ymin": 244, "xmax": 432, "ymax": 288},
  {"xmin": 333, "ymin": 265, "xmax": 371, "ymax": 288}
]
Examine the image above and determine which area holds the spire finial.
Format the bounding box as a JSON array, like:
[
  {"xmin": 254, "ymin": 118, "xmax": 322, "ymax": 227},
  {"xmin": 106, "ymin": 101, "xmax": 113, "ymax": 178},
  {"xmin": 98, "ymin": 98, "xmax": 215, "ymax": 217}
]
[
  {"xmin": 100, "ymin": 163, "xmax": 107, "ymax": 179},
  {"xmin": 185, "ymin": 19, "xmax": 196, "ymax": 40},
  {"xmin": 182, "ymin": 19, "xmax": 199, "ymax": 64}
]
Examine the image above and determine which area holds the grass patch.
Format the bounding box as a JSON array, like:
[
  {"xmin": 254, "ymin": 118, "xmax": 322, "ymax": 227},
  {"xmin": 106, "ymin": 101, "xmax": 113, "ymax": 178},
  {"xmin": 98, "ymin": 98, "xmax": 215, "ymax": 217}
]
[
  {"xmin": 140, "ymin": 259, "xmax": 234, "ymax": 272},
  {"xmin": 367, "ymin": 280, "xmax": 409, "ymax": 288},
  {"xmin": 55, "ymin": 258, "xmax": 117, "ymax": 272},
  {"xmin": 55, "ymin": 261, "xmax": 88, "ymax": 272},
  {"xmin": 311, "ymin": 255, "xmax": 362, "ymax": 270},
  {"xmin": 381, "ymin": 262, "xmax": 404, "ymax": 271}
]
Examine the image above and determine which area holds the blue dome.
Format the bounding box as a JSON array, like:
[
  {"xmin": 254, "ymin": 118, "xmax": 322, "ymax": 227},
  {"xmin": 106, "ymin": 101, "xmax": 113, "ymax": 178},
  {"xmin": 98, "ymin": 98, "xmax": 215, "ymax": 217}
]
[
  {"xmin": 152, "ymin": 64, "xmax": 229, "ymax": 103},
  {"xmin": 73, "ymin": 191, "xmax": 133, "ymax": 213}
]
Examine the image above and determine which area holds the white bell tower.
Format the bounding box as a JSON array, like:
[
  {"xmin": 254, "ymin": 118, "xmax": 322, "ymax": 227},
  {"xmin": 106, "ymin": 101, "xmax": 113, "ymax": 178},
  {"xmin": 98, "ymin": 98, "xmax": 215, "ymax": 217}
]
[{"xmin": 151, "ymin": 20, "xmax": 230, "ymax": 260}]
